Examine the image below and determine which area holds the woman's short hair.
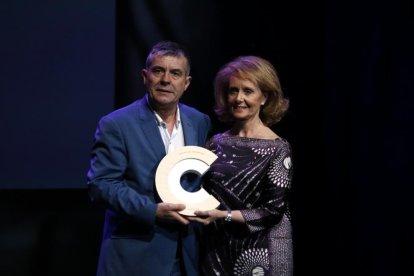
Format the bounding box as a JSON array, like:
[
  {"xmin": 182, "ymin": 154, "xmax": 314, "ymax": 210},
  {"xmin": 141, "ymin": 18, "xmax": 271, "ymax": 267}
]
[{"xmin": 214, "ymin": 56, "xmax": 289, "ymax": 126}]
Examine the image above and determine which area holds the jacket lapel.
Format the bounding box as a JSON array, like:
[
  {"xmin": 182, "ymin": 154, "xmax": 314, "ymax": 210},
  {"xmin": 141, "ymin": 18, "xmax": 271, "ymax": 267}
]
[
  {"xmin": 135, "ymin": 99, "xmax": 198, "ymax": 155},
  {"xmin": 135, "ymin": 98, "xmax": 166, "ymax": 159},
  {"xmin": 180, "ymin": 105, "xmax": 197, "ymax": 146}
]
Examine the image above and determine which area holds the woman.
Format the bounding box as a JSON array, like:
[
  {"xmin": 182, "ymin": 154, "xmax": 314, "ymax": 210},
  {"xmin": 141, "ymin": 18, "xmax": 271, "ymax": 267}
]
[{"xmin": 189, "ymin": 56, "xmax": 293, "ymax": 275}]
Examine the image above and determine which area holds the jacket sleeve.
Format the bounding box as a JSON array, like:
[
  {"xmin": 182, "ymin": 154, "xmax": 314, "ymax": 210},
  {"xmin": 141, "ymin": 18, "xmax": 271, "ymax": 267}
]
[
  {"xmin": 86, "ymin": 115, "xmax": 157, "ymax": 227},
  {"xmin": 201, "ymin": 113, "xmax": 212, "ymax": 144}
]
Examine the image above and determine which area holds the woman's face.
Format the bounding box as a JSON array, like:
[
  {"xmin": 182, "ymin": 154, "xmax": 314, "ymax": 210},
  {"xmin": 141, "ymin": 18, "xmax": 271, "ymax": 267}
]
[{"xmin": 227, "ymin": 76, "xmax": 267, "ymax": 123}]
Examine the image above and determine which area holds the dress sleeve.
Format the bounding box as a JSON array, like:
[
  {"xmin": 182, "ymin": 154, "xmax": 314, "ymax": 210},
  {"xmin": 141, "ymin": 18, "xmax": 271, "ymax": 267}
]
[{"xmin": 241, "ymin": 141, "xmax": 293, "ymax": 233}]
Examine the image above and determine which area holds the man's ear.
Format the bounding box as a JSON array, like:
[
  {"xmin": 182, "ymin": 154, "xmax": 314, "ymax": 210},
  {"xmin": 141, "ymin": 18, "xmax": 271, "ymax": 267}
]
[
  {"xmin": 141, "ymin": 69, "xmax": 148, "ymax": 84},
  {"xmin": 184, "ymin": 75, "xmax": 192, "ymax": 91}
]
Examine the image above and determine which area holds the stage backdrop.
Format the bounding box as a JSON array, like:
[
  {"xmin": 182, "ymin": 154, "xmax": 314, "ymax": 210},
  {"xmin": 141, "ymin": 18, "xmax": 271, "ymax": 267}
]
[{"xmin": 0, "ymin": 0, "xmax": 115, "ymax": 189}]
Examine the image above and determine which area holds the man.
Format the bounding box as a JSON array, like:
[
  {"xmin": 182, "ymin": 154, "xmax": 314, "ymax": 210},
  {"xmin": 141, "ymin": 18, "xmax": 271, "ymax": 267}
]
[{"xmin": 87, "ymin": 41, "xmax": 211, "ymax": 276}]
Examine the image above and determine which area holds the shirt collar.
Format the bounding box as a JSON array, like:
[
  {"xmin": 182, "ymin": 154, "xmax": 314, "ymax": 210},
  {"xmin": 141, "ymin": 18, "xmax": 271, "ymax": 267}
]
[{"xmin": 146, "ymin": 94, "xmax": 181, "ymax": 128}]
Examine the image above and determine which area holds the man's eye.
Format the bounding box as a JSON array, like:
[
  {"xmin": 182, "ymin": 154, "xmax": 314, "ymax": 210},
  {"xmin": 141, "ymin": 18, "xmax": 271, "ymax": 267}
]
[
  {"xmin": 171, "ymin": 71, "xmax": 182, "ymax": 77},
  {"xmin": 152, "ymin": 68, "xmax": 163, "ymax": 74}
]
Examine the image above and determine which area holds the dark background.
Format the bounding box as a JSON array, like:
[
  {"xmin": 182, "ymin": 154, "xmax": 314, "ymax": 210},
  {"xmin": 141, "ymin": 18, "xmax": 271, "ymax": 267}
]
[
  {"xmin": 1, "ymin": 0, "xmax": 413, "ymax": 275},
  {"xmin": 0, "ymin": 0, "xmax": 115, "ymax": 189}
]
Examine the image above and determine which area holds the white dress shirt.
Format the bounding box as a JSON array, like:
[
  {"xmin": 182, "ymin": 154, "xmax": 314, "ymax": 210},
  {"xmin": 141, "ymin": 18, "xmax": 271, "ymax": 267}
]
[{"xmin": 153, "ymin": 106, "xmax": 185, "ymax": 154}]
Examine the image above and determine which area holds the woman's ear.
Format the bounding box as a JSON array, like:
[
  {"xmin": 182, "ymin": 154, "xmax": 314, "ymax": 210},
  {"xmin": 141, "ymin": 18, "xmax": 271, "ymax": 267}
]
[{"xmin": 261, "ymin": 93, "xmax": 268, "ymax": 106}]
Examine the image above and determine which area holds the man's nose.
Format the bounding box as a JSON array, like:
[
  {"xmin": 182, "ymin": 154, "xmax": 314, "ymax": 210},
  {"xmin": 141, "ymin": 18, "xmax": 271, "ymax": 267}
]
[{"xmin": 160, "ymin": 72, "xmax": 171, "ymax": 84}]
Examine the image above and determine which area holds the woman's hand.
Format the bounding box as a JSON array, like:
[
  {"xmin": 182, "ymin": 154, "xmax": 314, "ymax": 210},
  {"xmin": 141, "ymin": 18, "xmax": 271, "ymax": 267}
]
[{"xmin": 187, "ymin": 209, "xmax": 227, "ymax": 225}]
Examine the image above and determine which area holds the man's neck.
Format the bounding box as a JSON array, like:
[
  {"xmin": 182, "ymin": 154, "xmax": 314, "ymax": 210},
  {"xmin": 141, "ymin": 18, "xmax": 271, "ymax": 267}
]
[{"xmin": 155, "ymin": 106, "xmax": 177, "ymax": 125}]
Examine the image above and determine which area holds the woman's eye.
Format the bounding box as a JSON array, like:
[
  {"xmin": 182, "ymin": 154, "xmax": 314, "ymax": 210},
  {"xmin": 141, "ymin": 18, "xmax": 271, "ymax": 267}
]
[{"xmin": 228, "ymin": 88, "xmax": 238, "ymax": 95}]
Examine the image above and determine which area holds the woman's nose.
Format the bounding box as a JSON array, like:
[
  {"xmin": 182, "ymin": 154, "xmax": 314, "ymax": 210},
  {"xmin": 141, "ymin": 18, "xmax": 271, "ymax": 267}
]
[{"xmin": 236, "ymin": 92, "xmax": 244, "ymax": 102}]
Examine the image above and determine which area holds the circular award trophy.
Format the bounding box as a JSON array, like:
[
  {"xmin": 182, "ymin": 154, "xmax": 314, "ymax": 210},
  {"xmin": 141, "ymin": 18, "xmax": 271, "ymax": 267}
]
[{"xmin": 155, "ymin": 146, "xmax": 220, "ymax": 216}]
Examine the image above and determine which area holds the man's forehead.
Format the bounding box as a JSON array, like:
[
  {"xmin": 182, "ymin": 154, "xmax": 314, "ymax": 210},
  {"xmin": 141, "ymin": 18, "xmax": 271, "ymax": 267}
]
[
  {"xmin": 152, "ymin": 54, "xmax": 187, "ymax": 62},
  {"xmin": 151, "ymin": 54, "xmax": 187, "ymax": 65}
]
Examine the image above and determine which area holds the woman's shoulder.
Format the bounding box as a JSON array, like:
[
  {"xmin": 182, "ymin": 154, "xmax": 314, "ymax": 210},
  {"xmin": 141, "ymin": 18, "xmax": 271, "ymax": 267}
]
[{"xmin": 207, "ymin": 132, "xmax": 226, "ymax": 143}]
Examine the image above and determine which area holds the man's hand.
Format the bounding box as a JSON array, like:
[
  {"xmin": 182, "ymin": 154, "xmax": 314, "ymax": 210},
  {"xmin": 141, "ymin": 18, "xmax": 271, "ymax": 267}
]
[{"xmin": 156, "ymin": 202, "xmax": 190, "ymax": 225}]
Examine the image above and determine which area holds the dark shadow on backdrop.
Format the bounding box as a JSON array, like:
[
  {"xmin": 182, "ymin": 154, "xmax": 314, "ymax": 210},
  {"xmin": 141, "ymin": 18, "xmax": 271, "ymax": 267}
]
[
  {"xmin": 0, "ymin": 0, "xmax": 115, "ymax": 189},
  {"xmin": 322, "ymin": 1, "xmax": 414, "ymax": 275}
]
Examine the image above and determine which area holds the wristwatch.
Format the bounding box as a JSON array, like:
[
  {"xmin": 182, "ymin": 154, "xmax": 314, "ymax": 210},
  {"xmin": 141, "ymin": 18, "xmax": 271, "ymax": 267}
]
[{"xmin": 224, "ymin": 210, "xmax": 232, "ymax": 222}]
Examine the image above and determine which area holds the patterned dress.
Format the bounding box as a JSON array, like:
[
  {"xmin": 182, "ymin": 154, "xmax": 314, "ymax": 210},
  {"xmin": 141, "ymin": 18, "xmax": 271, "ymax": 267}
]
[{"xmin": 201, "ymin": 133, "xmax": 293, "ymax": 276}]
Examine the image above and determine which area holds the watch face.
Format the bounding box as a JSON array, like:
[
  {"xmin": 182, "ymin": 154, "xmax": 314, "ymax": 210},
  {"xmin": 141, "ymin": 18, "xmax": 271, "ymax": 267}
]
[
  {"xmin": 155, "ymin": 146, "xmax": 220, "ymax": 216},
  {"xmin": 225, "ymin": 211, "xmax": 232, "ymax": 222}
]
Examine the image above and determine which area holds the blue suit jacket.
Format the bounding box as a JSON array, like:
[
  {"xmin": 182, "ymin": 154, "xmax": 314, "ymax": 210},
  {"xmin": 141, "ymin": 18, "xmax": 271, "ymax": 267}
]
[{"xmin": 87, "ymin": 96, "xmax": 211, "ymax": 276}]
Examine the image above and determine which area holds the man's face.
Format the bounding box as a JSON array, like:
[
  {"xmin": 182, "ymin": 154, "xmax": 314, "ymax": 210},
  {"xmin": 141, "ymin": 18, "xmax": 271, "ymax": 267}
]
[{"xmin": 142, "ymin": 54, "xmax": 191, "ymax": 110}]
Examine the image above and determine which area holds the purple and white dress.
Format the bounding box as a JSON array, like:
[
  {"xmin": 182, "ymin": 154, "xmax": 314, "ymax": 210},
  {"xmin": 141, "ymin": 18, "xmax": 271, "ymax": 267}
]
[{"xmin": 201, "ymin": 133, "xmax": 293, "ymax": 276}]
